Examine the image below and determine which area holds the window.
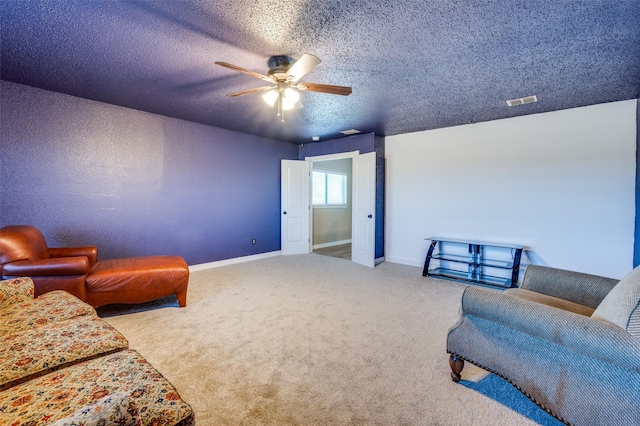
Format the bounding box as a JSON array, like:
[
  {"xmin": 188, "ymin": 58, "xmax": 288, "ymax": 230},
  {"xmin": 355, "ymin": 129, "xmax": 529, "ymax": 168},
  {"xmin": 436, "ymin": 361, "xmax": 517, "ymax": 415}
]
[{"xmin": 312, "ymin": 170, "xmax": 347, "ymax": 206}]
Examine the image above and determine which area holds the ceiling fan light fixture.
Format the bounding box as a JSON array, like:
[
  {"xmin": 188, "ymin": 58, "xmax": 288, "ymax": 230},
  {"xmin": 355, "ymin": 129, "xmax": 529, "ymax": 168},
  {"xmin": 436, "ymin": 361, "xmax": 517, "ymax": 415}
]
[
  {"xmin": 282, "ymin": 88, "xmax": 300, "ymax": 111},
  {"xmin": 262, "ymin": 87, "xmax": 300, "ymax": 110},
  {"xmin": 262, "ymin": 90, "xmax": 278, "ymax": 107}
]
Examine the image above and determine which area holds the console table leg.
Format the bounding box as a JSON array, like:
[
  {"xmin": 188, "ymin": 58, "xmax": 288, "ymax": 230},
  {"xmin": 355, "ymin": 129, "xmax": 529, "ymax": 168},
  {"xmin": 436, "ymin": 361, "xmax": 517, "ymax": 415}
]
[
  {"xmin": 422, "ymin": 240, "xmax": 437, "ymax": 277},
  {"xmin": 511, "ymin": 248, "xmax": 523, "ymax": 287},
  {"xmin": 449, "ymin": 354, "xmax": 464, "ymax": 382}
]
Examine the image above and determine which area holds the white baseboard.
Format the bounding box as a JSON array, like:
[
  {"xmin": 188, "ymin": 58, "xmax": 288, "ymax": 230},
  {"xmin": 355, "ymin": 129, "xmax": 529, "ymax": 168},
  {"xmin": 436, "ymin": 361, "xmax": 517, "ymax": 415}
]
[
  {"xmin": 312, "ymin": 239, "xmax": 352, "ymax": 250},
  {"xmin": 189, "ymin": 251, "xmax": 396, "ymax": 271},
  {"xmin": 384, "ymin": 256, "xmax": 424, "ymax": 268},
  {"xmin": 189, "ymin": 251, "xmax": 281, "ymax": 272}
]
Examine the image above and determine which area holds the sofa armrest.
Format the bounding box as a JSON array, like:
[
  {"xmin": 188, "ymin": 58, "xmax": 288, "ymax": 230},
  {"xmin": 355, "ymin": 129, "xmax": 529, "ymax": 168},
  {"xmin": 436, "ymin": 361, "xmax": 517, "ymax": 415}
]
[
  {"xmin": 2, "ymin": 257, "xmax": 89, "ymax": 277},
  {"xmin": 459, "ymin": 286, "xmax": 640, "ymax": 372},
  {"xmin": 48, "ymin": 246, "xmax": 97, "ymax": 268},
  {"xmin": 521, "ymin": 265, "xmax": 618, "ymax": 309}
]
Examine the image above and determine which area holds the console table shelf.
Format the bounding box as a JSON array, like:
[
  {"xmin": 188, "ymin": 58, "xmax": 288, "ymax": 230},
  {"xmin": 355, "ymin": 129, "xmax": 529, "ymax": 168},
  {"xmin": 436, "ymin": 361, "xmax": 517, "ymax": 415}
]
[{"xmin": 422, "ymin": 238, "xmax": 524, "ymax": 288}]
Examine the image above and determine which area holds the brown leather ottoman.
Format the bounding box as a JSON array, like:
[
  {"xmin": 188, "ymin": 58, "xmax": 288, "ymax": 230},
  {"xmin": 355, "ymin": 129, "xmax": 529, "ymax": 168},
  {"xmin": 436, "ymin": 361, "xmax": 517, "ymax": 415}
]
[{"xmin": 84, "ymin": 256, "xmax": 189, "ymax": 308}]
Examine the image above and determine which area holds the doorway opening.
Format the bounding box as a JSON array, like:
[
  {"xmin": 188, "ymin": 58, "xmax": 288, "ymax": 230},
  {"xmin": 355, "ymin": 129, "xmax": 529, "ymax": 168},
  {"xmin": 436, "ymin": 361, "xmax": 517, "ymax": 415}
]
[
  {"xmin": 310, "ymin": 157, "xmax": 353, "ymax": 260},
  {"xmin": 314, "ymin": 243, "xmax": 352, "ymax": 259}
]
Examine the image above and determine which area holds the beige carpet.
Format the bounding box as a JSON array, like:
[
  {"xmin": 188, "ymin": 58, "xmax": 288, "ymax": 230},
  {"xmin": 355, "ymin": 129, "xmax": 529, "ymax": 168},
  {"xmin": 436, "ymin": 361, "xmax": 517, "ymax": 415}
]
[{"xmin": 102, "ymin": 254, "xmax": 562, "ymax": 425}]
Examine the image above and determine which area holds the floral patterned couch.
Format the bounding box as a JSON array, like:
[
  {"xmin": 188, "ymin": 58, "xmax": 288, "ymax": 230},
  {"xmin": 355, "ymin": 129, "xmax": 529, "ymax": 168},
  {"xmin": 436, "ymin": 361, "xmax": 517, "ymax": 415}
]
[{"xmin": 0, "ymin": 278, "xmax": 195, "ymax": 425}]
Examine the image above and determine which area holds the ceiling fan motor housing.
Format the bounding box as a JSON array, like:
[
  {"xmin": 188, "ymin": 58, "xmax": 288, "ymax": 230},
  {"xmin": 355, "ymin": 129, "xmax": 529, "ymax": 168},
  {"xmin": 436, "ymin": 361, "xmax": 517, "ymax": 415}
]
[{"xmin": 268, "ymin": 55, "xmax": 294, "ymax": 79}]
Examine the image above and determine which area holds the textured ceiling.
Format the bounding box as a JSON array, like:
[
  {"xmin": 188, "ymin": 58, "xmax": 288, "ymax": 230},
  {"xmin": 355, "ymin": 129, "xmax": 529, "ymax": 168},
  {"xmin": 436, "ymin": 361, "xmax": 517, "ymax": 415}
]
[{"xmin": 2, "ymin": 0, "xmax": 639, "ymax": 144}]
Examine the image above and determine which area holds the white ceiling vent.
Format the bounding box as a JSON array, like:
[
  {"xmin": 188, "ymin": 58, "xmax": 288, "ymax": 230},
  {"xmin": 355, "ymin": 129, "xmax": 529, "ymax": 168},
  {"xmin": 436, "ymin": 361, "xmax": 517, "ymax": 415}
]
[
  {"xmin": 506, "ymin": 95, "xmax": 538, "ymax": 107},
  {"xmin": 340, "ymin": 129, "xmax": 361, "ymax": 135}
]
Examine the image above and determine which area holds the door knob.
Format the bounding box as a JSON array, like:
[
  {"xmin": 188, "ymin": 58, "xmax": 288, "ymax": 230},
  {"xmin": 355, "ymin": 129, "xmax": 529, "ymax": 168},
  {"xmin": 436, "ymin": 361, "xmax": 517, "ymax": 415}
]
[
  {"xmin": 368, "ymin": 214, "xmax": 372, "ymax": 218},
  {"xmin": 283, "ymin": 211, "xmax": 287, "ymax": 215}
]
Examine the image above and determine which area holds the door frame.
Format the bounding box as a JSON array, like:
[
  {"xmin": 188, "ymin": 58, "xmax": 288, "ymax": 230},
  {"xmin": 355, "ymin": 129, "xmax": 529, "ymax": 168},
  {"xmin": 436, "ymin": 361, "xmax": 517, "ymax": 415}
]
[{"xmin": 305, "ymin": 151, "xmax": 360, "ymax": 252}]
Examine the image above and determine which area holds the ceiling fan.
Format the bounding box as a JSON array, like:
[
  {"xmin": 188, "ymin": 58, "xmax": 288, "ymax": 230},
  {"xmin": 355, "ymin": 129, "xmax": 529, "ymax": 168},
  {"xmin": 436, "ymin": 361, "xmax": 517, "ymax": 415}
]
[{"xmin": 215, "ymin": 54, "xmax": 352, "ymax": 122}]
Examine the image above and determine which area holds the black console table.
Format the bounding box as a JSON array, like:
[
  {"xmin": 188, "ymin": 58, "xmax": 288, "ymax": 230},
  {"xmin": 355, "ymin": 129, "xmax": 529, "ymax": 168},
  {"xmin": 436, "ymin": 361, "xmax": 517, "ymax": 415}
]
[{"xmin": 422, "ymin": 238, "xmax": 524, "ymax": 288}]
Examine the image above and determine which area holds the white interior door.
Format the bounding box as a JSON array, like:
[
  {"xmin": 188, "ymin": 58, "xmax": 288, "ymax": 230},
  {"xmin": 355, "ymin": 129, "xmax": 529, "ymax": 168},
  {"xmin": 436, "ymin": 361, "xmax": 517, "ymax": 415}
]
[
  {"xmin": 281, "ymin": 160, "xmax": 310, "ymax": 255},
  {"xmin": 352, "ymin": 152, "xmax": 376, "ymax": 267}
]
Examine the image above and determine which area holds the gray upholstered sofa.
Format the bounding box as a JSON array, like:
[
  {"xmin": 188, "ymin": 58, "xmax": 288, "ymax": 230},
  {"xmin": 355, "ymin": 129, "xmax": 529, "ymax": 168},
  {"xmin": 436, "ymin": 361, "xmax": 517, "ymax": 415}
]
[{"xmin": 447, "ymin": 264, "xmax": 640, "ymax": 426}]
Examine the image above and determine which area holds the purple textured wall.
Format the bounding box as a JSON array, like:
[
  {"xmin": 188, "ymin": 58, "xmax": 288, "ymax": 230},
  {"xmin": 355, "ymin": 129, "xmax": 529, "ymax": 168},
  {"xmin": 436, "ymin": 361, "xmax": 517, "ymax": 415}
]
[
  {"xmin": 0, "ymin": 81, "xmax": 298, "ymax": 265},
  {"xmin": 298, "ymin": 133, "xmax": 375, "ymax": 159}
]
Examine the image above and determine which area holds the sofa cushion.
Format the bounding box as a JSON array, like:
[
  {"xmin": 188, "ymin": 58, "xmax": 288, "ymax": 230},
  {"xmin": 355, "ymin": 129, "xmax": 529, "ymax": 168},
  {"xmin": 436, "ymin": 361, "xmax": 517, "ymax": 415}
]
[
  {"xmin": 0, "ymin": 277, "xmax": 34, "ymax": 305},
  {"xmin": 0, "ymin": 315, "xmax": 129, "ymax": 391},
  {"xmin": 504, "ymin": 288, "xmax": 595, "ymax": 316},
  {"xmin": 592, "ymin": 265, "xmax": 640, "ymax": 337},
  {"xmin": 0, "ymin": 290, "xmax": 95, "ymax": 334},
  {"xmin": 48, "ymin": 391, "xmax": 141, "ymax": 426},
  {"xmin": 0, "ymin": 349, "xmax": 195, "ymax": 426}
]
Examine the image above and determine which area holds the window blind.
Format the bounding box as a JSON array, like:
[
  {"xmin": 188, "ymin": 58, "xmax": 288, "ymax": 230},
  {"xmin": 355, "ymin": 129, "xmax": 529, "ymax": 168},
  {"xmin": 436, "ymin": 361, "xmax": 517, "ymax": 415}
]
[{"xmin": 312, "ymin": 170, "xmax": 347, "ymax": 206}]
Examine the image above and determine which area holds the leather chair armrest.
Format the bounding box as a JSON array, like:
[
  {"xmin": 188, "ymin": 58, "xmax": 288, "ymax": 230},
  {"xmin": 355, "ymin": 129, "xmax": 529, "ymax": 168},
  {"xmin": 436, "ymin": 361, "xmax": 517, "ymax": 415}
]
[
  {"xmin": 521, "ymin": 265, "xmax": 619, "ymax": 309},
  {"xmin": 459, "ymin": 286, "xmax": 640, "ymax": 372},
  {"xmin": 48, "ymin": 246, "xmax": 98, "ymax": 267},
  {"xmin": 2, "ymin": 257, "xmax": 90, "ymax": 277}
]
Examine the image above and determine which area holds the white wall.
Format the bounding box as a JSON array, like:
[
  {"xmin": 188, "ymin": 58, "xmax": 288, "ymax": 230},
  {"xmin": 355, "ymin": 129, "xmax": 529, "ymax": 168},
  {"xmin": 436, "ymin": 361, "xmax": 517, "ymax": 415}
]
[{"xmin": 385, "ymin": 100, "xmax": 637, "ymax": 279}]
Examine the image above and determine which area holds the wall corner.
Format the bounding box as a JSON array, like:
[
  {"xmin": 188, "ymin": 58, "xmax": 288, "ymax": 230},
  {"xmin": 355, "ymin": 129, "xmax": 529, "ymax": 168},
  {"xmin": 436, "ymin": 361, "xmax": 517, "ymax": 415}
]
[{"xmin": 634, "ymin": 98, "xmax": 640, "ymax": 267}]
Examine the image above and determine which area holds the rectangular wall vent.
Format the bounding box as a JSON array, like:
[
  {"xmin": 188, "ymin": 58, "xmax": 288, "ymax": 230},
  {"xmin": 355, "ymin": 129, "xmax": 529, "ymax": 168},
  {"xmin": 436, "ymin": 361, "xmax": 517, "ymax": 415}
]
[
  {"xmin": 506, "ymin": 95, "xmax": 538, "ymax": 107},
  {"xmin": 340, "ymin": 129, "xmax": 361, "ymax": 135}
]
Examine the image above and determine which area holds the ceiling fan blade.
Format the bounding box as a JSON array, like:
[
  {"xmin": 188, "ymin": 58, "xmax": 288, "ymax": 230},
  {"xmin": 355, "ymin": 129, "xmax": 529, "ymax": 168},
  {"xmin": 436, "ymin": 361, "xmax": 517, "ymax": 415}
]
[
  {"xmin": 296, "ymin": 82, "xmax": 352, "ymax": 96},
  {"xmin": 215, "ymin": 61, "xmax": 273, "ymax": 83},
  {"xmin": 226, "ymin": 86, "xmax": 274, "ymax": 97},
  {"xmin": 285, "ymin": 54, "xmax": 321, "ymax": 82}
]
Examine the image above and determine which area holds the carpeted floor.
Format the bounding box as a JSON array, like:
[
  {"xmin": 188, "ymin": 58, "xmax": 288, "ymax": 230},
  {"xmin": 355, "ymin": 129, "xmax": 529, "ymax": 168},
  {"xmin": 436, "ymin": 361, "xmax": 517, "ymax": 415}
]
[{"xmin": 102, "ymin": 254, "xmax": 563, "ymax": 425}]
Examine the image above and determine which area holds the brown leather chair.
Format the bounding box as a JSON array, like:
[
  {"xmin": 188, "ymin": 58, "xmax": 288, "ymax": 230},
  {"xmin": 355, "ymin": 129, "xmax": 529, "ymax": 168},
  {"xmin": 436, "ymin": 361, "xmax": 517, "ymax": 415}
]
[
  {"xmin": 0, "ymin": 225, "xmax": 96, "ymax": 300},
  {"xmin": 0, "ymin": 225, "xmax": 189, "ymax": 308}
]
